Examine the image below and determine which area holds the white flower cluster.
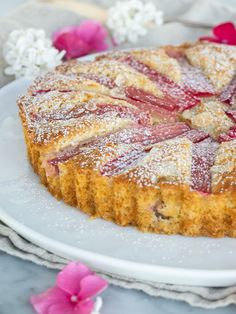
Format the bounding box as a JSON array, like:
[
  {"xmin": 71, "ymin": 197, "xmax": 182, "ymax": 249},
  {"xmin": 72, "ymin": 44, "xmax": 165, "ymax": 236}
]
[
  {"xmin": 106, "ymin": 0, "xmax": 163, "ymax": 44},
  {"xmin": 3, "ymin": 28, "xmax": 65, "ymax": 79}
]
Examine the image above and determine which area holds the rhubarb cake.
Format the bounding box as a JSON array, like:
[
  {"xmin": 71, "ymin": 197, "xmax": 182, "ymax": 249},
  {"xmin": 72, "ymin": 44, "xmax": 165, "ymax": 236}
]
[{"xmin": 18, "ymin": 42, "xmax": 236, "ymax": 237}]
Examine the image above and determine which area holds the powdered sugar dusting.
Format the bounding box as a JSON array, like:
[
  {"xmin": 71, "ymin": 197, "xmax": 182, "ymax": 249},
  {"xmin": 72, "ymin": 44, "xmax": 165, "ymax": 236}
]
[
  {"xmin": 186, "ymin": 43, "xmax": 236, "ymax": 92},
  {"xmin": 18, "ymin": 43, "xmax": 236, "ymax": 193},
  {"xmin": 178, "ymin": 57, "xmax": 215, "ymax": 96},
  {"xmin": 122, "ymin": 55, "xmax": 200, "ymax": 111},
  {"xmin": 19, "ymin": 91, "xmax": 147, "ymax": 144},
  {"xmin": 191, "ymin": 139, "xmax": 218, "ymax": 193},
  {"xmin": 125, "ymin": 138, "xmax": 193, "ymax": 187},
  {"xmin": 211, "ymin": 139, "xmax": 236, "ymax": 192}
]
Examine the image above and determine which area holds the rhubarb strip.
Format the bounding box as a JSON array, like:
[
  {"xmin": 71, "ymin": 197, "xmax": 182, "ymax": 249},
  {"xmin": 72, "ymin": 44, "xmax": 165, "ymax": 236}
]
[
  {"xmin": 219, "ymin": 76, "xmax": 236, "ymax": 105},
  {"xmin": 191, "ymin": 139, "xmax": 218, "ymax": 193},
  {"xmin": 226, "ymin": 110, "xmax": 236, "ymax": 123},
  {"xmin": 122, "ymin": 56, "xmax": 200, "ymax": 111},
  {"xmin": 100, "ymin": 146, "xmax": 147, "ymax": 176}
]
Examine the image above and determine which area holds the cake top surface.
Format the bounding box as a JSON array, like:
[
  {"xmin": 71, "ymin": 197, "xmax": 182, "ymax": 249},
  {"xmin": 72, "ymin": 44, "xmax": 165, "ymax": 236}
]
[{"xmin": 18, "ymin": 41, "xmax": 236, "ymax": 194}]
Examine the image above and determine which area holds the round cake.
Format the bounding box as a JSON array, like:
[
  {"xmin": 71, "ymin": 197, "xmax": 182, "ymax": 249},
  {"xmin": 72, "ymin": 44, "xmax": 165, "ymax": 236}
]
[{"xmin": 18, "ymin": 42, "xmax": 236, "ymax": 237}]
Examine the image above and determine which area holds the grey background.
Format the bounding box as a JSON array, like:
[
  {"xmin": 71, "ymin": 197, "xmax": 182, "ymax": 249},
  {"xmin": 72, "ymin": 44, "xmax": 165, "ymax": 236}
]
[{"xmin": 2, "ymin": 0, "xmax": 236, "ymax": 12}]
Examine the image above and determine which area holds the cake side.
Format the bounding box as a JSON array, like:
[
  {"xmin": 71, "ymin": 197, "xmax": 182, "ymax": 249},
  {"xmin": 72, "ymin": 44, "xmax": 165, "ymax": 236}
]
[{"xmin": 21, "ymin": 123, "xmax": 236, "ymax": 237}]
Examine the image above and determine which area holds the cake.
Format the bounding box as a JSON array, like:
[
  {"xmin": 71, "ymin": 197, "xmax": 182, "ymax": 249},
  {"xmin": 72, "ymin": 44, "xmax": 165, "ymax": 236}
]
[{"xmin": 18, "ymin": 42, "xmax": 236, "ymax": 237}]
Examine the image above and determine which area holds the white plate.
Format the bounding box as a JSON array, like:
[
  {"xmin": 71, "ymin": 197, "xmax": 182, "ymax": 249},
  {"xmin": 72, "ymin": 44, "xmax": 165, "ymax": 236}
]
[{"xmin": 1, "ymin": 76, "xmax": 236, "ymax": 287}]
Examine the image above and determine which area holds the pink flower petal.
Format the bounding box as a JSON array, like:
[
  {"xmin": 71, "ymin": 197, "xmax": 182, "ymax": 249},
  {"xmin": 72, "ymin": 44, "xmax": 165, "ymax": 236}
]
[
  {"xmin": 49, "ymin": 299, "xmax": 95, "ymax": 314},
  {"xmin": 74, "ymin": 299, "xmax": 95, "ymax": 314},
  {"xmin": 48, "ymin": 303, "xmax": 74, "ymax": 314},
  {"xmin": 75, "ymin": 20, "xmax": 107, "ymax": 43},
  {"xmin": 56, "ymin": 262, "xmax": 93, "ymax": 296},
  {"xmin": 78, "ymin": 275, "xmax": 108, "ymax": 300},
  {"xmin": 52, "ymin": 26, "xmax": 77, "ymax": 42},
  {"xmin": 91, "ymin": 40, "xmax": 109, "ymax": 52},
  {"xmin": 52, "ymin": 20, "xmax": 109, "ymax": 59},
  {"xmin": 74, "ymin": 20, "xmax": 108, "ymax": 52},
  {"xmin": 53, "ymin": 32, "xmax": 90, "ymax": 59},
  {"xmin": 213, "ymin": 22, "xmax": 236, "ymax": 44},
  {"xmin": 30, "ymin": 286, "xmax": 70, "ymax": 314},
  {"xmin": 199, "ymin": 36, "xmax": 221, "ymax": 43}
]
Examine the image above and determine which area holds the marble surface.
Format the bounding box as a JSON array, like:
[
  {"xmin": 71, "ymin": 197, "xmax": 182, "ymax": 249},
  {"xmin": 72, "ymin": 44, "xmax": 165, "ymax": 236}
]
[
  {"xmin": 1, "ymin": 1, "xmax": 236, "ymax": 313},
  {"xmin": 1, "ymin": 252, "xmax": 236, "ymax": 314}
]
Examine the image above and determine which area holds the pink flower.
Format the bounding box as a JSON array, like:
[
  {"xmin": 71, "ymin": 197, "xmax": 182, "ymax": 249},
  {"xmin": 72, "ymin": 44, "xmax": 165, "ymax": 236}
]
[
  {"xmin": 199, "ymin": 22, "xmax": 236, "ymax": 45},
  {"xmin": 30, "ymin": 262, "xmax": 108, "ymax": 314},
  {"xmin": 53, "ymin": 21, "xmax": 109, "ymax": 60}
]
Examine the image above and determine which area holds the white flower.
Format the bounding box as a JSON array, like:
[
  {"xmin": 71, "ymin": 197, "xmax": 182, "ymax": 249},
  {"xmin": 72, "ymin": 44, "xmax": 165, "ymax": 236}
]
[
  {"xmin": 106, "ymin": 0, "xmax": 163, "ymax": 44},
  {"xmin": 3, "ymin": 28, "xmax": 65, "ymax": 79},
  {"xmin": 92, "ymin": 297, "xmax": 103, "ymax": 314}
]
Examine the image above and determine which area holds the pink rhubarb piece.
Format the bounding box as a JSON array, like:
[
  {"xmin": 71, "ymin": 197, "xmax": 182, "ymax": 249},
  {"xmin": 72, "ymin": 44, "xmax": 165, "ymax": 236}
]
[{"xmin": 191, "ymin": 139, "xmax": 218, "ymax": 193}]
